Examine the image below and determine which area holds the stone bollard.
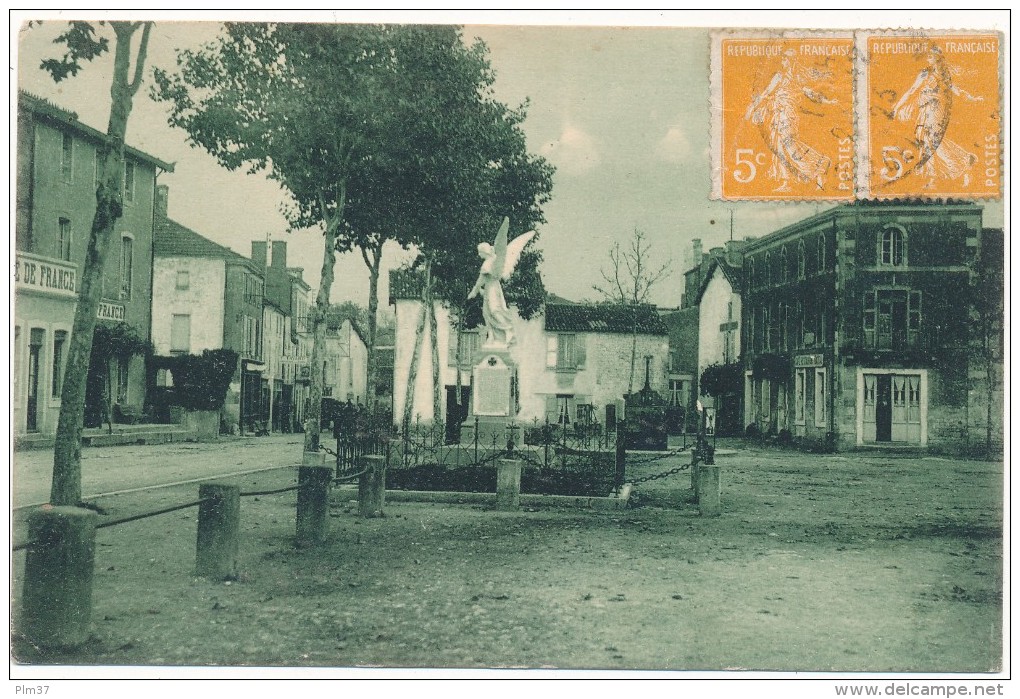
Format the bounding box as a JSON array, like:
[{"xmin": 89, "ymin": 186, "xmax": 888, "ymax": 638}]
[
  {"xmin": 297, "ymin": 465, "xmax": 334, "ymax": 544},
  {"xmin": 302, "ymin": 448, "xmax": 329, "ymax": 467},
  {"xmin": 496, "ymin": 459, "xmax": 523, "ymax": 511},
  {"xmin": 196, "ymin": 482, "xmax": 241, "ymax": 579},
  {"xmin": 20, "ymin": 506, "xmax": 98, "ymax": 650},
  {"xmin": 358, "ymin": 455, "xmax": 387, "ymax": 518},
  {"xmin": 697, "ymin": 465, "xmax": 722, "ymax": 517}
]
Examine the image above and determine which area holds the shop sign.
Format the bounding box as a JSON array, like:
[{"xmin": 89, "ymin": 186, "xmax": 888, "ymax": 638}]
[{"xmin": 15, "ymin": 253, "xmax": 77, "ymax": 298}]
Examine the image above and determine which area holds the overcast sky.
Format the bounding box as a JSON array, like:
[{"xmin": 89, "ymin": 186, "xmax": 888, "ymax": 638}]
[{"xmin": 13, "ymin": 11, "xmax": 1006, "ymax": 310}]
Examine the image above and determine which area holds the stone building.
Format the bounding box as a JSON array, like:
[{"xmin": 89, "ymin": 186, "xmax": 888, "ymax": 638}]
[
  {"xmin": 741, "ymin": 201, "xmax": 994, "ymax": 454},
  {"xmin": 14, "ymin": 91, "xmax": 173, "ymax": 443},
  {"xmin": 694, "ymin": 247, "xmax": 744, "ymax": 435},
  {"xmin": 390, "ymin": 270, "xmax": 669, "ymax": 431},
  {"xmin": 152, "ymin": 189, "xmax": 266, "ymax": 434}
]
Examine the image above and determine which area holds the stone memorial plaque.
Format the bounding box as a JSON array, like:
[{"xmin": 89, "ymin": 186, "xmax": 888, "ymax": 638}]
[{"xmin": 473, "ymin": 356, "xmax": 512, "ymax": 416}]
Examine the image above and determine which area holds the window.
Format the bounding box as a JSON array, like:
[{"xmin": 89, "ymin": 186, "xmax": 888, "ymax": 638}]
[
  {"xmin": 546, "ymin": 334, "xmax": 584, "ymax": 370},
  {"xmin": 120, "ymin": 235, "xmax": 133, "ymax": 300},
  {"xmin": 880, "ymin": 225, "xmax": 906, "ymax": 266},
  {"xmin": 748, "ymin": 258, "xmax": 756, "ymax": 289},
  {"xmin": 798, "ymin": 241, "xmax": 806, "ymax": 279},
  {"xmin": 170, "ymin": 314, "xmax": 191, "ymax": 355},
  {"xmin": 795, "ymin": 301, "xmax": 804, "ymax": 347},
  {"xmin": 123, "ymin": 161, "xmax": 136, "ymax": 203},
  {"xmin": 814, "ymin": 368, "xmax": 827, "ymax": 427},
  {"xmin": 794, "ymin": 368, "xmax": 807, "ymax": 425},
  {"xmin": 818, "ymin": 233, "xmax": 827, "ymax": 273},
  {"xmin": 176, "ymin": 270, "xmax": 190, "ymax": 290},
  {"xmin": 557, "ymin": 395, "xmax": 573, "ymax": 425},
  {"xmin": 244, "ymin": 273, "xmax": 264, "ymax": 305},
  {"xmin": 117, "ymin": 358, "xmax": 129, "ymax": 404},
  {"xmin": 778, "ymin": 247, "xmax": 788, "ymax": 283},
  {"xmin": 61, "ymin": 132, "xmax": 73, "ymax": 183},
  {"xmin": 51, "ymin": 330, "xmax": 67, "ymax": 397},
  {"xmin": 57, "ymin": 218, "xmax": 72, "ymax": 261},
  {"xmin": 668, "ymin": 378, "xmax": 690, "ymax": 408},
  {"xmin": 764, "ymin": 251, "xmax": 771, "ymax": 287},
  {"xmin": 759, "ymin": 379, "xmax": 771, "ymax": 419},
  {"xmin": 779, "ymin": 302, "xmax": 788, "ymax": 351},
  {"xmin": 865, "ymin": 290, "xmax": 921, "ymax": 349},
  {"xmin": 450, "ymin": 331, "xmax": 479, "ymax": 366}
]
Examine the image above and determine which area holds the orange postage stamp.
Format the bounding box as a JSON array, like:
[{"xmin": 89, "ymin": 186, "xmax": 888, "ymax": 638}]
[
  {"xmin": 711, "ymin": 32, "xmax": 855, "ymax": 201},
  {"xmin": 861, "ymin": 32, "xmax": 1001, "ymax": 199}
]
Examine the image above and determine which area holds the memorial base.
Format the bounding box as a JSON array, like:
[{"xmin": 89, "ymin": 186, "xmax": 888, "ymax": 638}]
[{"xmin": 461, "ymin": 415, "xmax": 512, "ymax": 450}]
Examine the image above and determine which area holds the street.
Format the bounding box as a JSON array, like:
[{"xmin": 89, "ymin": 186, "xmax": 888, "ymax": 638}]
[{"xmin": 12, "ymin": 435, "xmax": 306, "ymax": 509}]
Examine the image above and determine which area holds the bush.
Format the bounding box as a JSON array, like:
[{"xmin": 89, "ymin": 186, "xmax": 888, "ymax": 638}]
[
  {"xmin": 745, "ymin": 423, "xmax": 761, "ymax": 438},
  {"xmin": 152, "ymin": 350, "xmax": 239, "ymax": 411},
  {"xmin": 778, "ymin": 429, "xmax": 793, "ymax": 446}
]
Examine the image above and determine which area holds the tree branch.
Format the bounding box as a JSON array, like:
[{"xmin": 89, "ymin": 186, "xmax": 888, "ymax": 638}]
[{"xmin": 127, "ymin": 22, "xmax": 153, "ymax": 96}]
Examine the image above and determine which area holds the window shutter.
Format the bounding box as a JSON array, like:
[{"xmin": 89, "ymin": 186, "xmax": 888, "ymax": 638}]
[
  {"xmin": 544, "ymin": 395, "xmax": 558, "ymax": 422},
  {"xmin": 574, "ymin": 335, "xmax": 587, "ymax": 368}
]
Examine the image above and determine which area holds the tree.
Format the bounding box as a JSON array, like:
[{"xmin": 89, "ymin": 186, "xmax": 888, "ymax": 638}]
[
  {"xmin": 154, "ymin": 24, "xmax": 547, "ymax": 446},
  {"xmin": 592, "ymin": 228, "xmax": 672, "ymax": 393},
  {"xmin": 35, "ymin": 21, "xmax": 153, "ymax": 506}
]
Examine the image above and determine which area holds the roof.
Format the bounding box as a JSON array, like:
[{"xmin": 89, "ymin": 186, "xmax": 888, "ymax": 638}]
[
  {"xmin": 742, "ymin": 200, "xmax": 983, "ymax": 253},
  {"xmin": 154, "ymin": 217, "xmax": 261, "ymax": 273},
  {"xmin": 389, "ymin": 268, "xmax": 426, "ymax": 301},
  {"xmin": 546, "ymin": 292, "xmax": 576, "ymax": 305},
  {"xmin": 694, "ymin": 257, "xmax": 742, "ymax": 305},
  {"xmin": 544, "ymin": 303, "xmax": 667, "ymax": 336},
  {"xmin": 19, "ymin": 91, "xmax": 175, "ymax": 172}
]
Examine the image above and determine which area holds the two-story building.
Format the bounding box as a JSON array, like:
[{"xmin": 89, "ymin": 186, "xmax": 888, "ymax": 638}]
[
  {"xmin": 152, "ymin": 187, "xmax": 266, "ymax": 434},
  {"xmin": 695, "ymin": 245, "xmax": 744, "ymax": 435},
  {"xmin": 741, "ymin": 201, "xmax": 988, "ymax": 453},
  {"xmin": 322, "ymin": 316, "xmax": 369, "ymax": 405},
  {"xmin": 390, "ymin": 270, "xmax": 669, "ymax": 433},
  {"xmin": 14, "ymin": 91, "xmax": 173, "ymax": 441}
]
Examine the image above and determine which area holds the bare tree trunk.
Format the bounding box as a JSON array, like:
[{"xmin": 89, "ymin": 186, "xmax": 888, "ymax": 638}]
[
  {"xmin": 304, "ymin": 187, "xmax": 344, "ymax": 454},
  {"xmin": 428, "ymin": 277, "xmax": 442, "ymax": 425},
  {"xmin": 361, "ymin": 241, "xmax": 382, "ymax": 412},
  {"xmin": 51, "ymin": 21, "xmax": 151, "ymax": 506},
  {"xmin": 401, "ymin": 265, "xmax": 430, "ymax": 430}
]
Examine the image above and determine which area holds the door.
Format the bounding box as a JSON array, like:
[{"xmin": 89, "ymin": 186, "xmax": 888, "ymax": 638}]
[
  {"xmin": 445, "ymin": 385, "xmax": 471, "ymax": 444},
  {"xmin": 875, "ymin": 375, "xmax": 892, "ymax": 442},
  {"xmin": 26, "ymin": 329, "xmax": 43, "ymax": 432}
]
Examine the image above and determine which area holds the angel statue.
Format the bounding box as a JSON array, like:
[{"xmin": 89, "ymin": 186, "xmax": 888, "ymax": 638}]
[{"xmin": 468, "ymin": 217, "xmax": 535, "ymax": 349}]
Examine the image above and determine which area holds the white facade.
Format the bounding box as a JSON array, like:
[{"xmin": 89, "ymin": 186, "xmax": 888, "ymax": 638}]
[
  {"xmin": 322, "ymin": 318, "xmax": 369, "ymax": 404},
  {"xmin": 393, "ymin": 300, "xmax": 669, "ymax": 427},
  {"xmin": 696, "ymin": 265, "xmax": 741, "ymax": 382},
  {"xmin": 151, "ymin": 256, "xmax": 225, "ymax": 356}
]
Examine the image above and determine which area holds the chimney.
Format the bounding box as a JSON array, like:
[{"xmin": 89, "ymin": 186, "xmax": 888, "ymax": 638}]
[
  {"xmin": 272, "ymin": 240, "xmax": 287, "ymax": 269},
  {"xmin": 155, "ymin": 184, "xmax": 169, "ymax": 219},
  {"xmin": 251, "ymin": 241, "xmax": 267, "ymax": 269},
  {"xmin": 724, "ymin": 239, "xmax": 744, "ymax": 267},
  {"xmin": 691, "ymin": 238, "xmax": 703, "ymax": 270}
]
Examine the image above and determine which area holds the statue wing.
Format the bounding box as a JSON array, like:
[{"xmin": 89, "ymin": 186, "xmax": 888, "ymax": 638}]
[
  {"xmin": 491, "ymin": 217, "xmax": 509, "ymax": 278},
  {"xmin": 501, "ymin": 230, "xmax": 536, "ymax": 280}
]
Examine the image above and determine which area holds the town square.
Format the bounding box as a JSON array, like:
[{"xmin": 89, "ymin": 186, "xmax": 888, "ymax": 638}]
[{"xmin": 8, "ymin": 11, "xmax": 1007, "ymax": 690}]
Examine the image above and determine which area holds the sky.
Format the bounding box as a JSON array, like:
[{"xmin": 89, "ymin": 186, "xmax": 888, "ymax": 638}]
[{"xmin": 12, "ymin": 11, "xmax": 1007, "ymax": 311}]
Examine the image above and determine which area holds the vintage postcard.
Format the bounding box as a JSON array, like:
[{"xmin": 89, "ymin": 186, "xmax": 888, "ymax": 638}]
[{"xmin": 9, "ymin": 10, "xmax": 1008, "ymax": 691}]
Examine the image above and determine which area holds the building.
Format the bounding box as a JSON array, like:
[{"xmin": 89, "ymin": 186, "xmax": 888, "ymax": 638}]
[
  {"xmin": 390, "ymin": 270, "xmax": 670, "ymax": 431},
  {"xmin": 14, "ymin": 91, "xmax": 174, "ymax": 441},
  {"xmin": 252, "ymin": 240, "xmax": 311, "ymax": 433},
  {"xmin": 152, "ymin": 188, "xmax": 266, "ymax": 433},
  {"xmin": 322, "ymin": 317, "xmax": 369, "ymax": 404},
  {"xmin": 741, "ymin": 201, "xmax": 991, "ymax": 454},
  {"xmin": 661, "ymin": 237, "xmax": 749, "ymax": 434},
  {"xmin": 694, "ymin": 244, "xmax": 744, "ymax": 435}
]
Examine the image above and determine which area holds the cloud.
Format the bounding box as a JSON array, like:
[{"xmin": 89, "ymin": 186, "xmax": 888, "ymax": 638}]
[
  {"xmin": 655, "ymin": 125, "xmax": 691, "ymax": 163},
  {"xmin": 540, "ymin": 124, "xmax": 600, "ymax": 175}
]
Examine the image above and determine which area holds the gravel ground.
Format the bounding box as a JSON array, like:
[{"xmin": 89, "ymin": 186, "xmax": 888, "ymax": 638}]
[{"xmin": 10, "ymin": 441, "xmax": 1003, "ymax": 674}]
